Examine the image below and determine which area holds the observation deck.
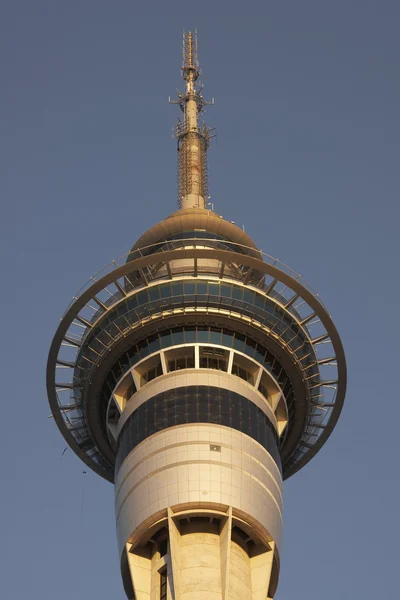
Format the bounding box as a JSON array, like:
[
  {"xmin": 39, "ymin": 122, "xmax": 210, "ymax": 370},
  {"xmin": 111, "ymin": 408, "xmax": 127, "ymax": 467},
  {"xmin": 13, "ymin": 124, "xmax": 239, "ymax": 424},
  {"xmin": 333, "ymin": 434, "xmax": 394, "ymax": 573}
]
[{"xmin": 47, "ymin": 212, "xmax": 346, "ymax": 482}]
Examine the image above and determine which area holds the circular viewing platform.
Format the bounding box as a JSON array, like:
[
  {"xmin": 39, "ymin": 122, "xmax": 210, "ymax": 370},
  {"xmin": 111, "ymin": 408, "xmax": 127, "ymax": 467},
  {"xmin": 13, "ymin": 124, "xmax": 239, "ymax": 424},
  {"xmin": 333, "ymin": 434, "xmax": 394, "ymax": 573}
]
[{"xmin": 47, "ymin": 239, "xmax": 346, "ymax": 482}]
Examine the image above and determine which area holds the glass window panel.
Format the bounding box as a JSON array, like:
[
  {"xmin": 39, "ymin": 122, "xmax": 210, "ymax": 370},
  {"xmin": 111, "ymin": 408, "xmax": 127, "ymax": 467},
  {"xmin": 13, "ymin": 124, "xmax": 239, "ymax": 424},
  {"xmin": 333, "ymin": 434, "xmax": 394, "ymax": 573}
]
[
  {"xmin": 175, "ymin": 403, "xmax": 187, "ymax": 425},
  {"xmin": 118, "ymin": 354, "xmax": 130, "ymax": 373},
  {"xmin": 210, "ymin": 328, "xmax": 221, "ymax": 345},
  {"xmin": 264, "ymin": 300, "xmax": 275, "ymax": 315},
  {"xmin": 171, "ymin": 328, "xmax": 184, "ymax": 345},
  {"xmin": 146, "ymin": 405, "xmax": 155, "ymax": 437},
  {"xmin": 188, "ymin": 398, "xmax": 198, "ymax": 421},
  {"xmin": 258, "ymin": 418, "xmax": 266, "ymax": 448},
  {"xmin": 198, "ymin": 398, "xmax": 208, "ymax": 422},
  {"xmin": 230, "ymin": 400, "xmax": 239, "ymax": 431},
  {"xmin": 183, "ymin": 281, "xmax": 196, "ymax": 295},
  {"xmin": 261, "ymin": 362, "xmax": 272, "ymax": 375},
  {"xmin": 176, "ymin": 358, "xmax": 186, "ymax": 370},
  {"xmin": 222, "ymin": 330, "xmax": 233, "ymax": 348},
  {"xmin": 137, "ymin": 339, "xmax": 149, "ymax": 359},
  {"xmin": 136, "ymin": 407, "xmax": 144, "ymax": 443},
  {"xmin": 137, "ymin": 291, "xmax": 148, "ymax": 306},
  {"xmin": 171, "ymin": 282, "xmax": 183, "ymax": 297},
  {"xmin": 160, "ymin": 571, "xmax": 167, "ymax": 600},
  {"xmin": 208, "ymin": 281, "xmax": 220, "ymax": 294},
  {"xmin": 220, "ymin": 395, "xmax": 231, "ymax": 422},
  {"xmin": 240, "ymin": 401, "xmax": 249, "ymax": 436},
  {"xmin": 184, "ymin": 328, "xmax": 196, "ymax": 343},
  {"xmin": 160, "ymin": 284, "xmax": 171, "ymax": 298},
  {"xmin": 97, "ymin": 329, "xmax": 112, "ymax": 348},
  {"xmin": 221, "ymin": 284, "xmax": 232, "ymax": 299},
  {"xmin": 283, "ymin": 381, "xmax": 291, "ymax": 397},
  {"xmin": 243, "ymin": 289, "xmax": 255, "ymax": 305},
  {"xmin": 148, "ymin": 368, "xmax": 156, "ymax": 382},
  {"xmin": 127, "ymin": 296, "xmax": 138, "ymax": 310},
  {"xmin": 147, "ymin": 334, "xmax": 160, "ymax": 355},
  {"xmin": 253, "ymin": 293, "xmax": 266, "ymax": 309},
  {"xmin": 159, "ymin": 329, "xmax": 172, "ymax": 348},
  {"xmin": 250, "ymin": 401, "xmax": 258, "ymax": 438},
  {"xmin": 114, "ymin": 315, "xmax": 129, "ymax": 333},
  {"xmin": 210, "ymin": 398, "xmax": 220, "ymax": 424},
  {"xmin": 197, "ymin": 326, "xmax": 209, "ymax": 343},
  {"xmin": 117, "ymin": 302, "xmax": 128, "ymax": 316},
  {"xmin": 135, "ymin": 306, "xmax": 148, "ymax": 320},
  {"xmin": 265, "ymin": 350, "xmax": 274, "ymax": 364},
  {"xmin": 165, "ymin": 387, "xmax": 175, "ymax": 401},
  {"xmin": 255, "ymin": 347, "xmax": 266, "ymax": 364},
  {"xmin": 196, "ymin": 281, "xmax": 208, "ymax": 295},
  {"xmin": 128, "ymin": 347, "xmax": 139, "ymax": 365},
  {"xmin": 232, "ymin": 286, "xmax": 243, "ymax": 301},
  {"xmin": 148, "ymin": 287, "xmax": 160, "ymax": 301},
  {"xmin": 245, "ymin": 338, "xmax": 257, "ymax": 358},
  {"xmin": 155, "ymin": 407, "xmax": 166, "ymax": 432},
  {"xmin": 109, "ymin": 363, "xmax": 123, "ymax": 382},
  {"xmin": 281, "ymin": 328, "xmax": 292, "ymax": 343},
  {"xmin": 233, "ymin": 332, "xmax": 245, "ymax": 351},
  {"xmin": 209, "ymin": 358, "xmax": 218, "ymax": 370}
]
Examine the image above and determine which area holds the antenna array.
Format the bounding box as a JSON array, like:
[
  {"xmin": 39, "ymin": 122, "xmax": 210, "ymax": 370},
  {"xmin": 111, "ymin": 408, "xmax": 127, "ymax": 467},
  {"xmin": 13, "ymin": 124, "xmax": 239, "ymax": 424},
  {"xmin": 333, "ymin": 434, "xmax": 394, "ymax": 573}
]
[{"xmin": 170, "ymin": 30, "xmax": 215, "ymax": 209}]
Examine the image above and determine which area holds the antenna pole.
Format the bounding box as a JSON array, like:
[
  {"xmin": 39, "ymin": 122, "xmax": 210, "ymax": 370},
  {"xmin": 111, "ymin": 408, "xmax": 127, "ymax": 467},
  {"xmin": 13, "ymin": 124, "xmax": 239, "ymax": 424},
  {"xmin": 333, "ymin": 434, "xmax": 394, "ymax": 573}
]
[{"xmin": 171, "ymin": 30, "xmax": 214, "ymax": 210}]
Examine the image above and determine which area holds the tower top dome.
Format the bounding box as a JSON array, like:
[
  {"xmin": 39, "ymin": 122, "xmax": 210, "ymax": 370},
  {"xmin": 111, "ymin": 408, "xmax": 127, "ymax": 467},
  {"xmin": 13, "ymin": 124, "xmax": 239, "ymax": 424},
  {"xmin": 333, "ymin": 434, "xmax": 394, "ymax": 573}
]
[{"xmin": 130, "ymin": 207, "xmax": 261, "ymax": 257}]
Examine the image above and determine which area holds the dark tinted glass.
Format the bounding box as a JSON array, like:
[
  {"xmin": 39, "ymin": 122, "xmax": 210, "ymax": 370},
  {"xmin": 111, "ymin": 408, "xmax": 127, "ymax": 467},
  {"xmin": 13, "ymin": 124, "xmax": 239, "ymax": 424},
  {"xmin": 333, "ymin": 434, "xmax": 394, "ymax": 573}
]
[
  {"xmin": 160, "ymin": 571, "xmax": 167, "ymax": 600},
  {"xmin": 116, "ymin": 386, "xmax": 281, "ymax": 473}
]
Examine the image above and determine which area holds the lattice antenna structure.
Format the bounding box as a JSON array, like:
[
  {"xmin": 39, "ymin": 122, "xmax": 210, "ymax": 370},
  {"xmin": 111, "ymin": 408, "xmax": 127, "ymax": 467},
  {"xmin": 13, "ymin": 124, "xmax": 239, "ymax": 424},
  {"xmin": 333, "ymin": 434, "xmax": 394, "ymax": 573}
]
[
  {"xmin": 182, "ymin": 29, "xmax": 200, "ymax": 76},
  {"xmin": 170, "ymin": 30, "xmax": 215, "ymax": 209}
]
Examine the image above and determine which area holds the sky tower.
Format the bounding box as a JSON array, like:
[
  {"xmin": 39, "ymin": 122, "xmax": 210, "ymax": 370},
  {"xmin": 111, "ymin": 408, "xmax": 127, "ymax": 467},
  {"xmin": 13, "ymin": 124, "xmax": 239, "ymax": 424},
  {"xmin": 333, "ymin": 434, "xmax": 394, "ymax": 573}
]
[{"xmin": 47, "ymin": 31, "xmax": 346, "ymax": 600}]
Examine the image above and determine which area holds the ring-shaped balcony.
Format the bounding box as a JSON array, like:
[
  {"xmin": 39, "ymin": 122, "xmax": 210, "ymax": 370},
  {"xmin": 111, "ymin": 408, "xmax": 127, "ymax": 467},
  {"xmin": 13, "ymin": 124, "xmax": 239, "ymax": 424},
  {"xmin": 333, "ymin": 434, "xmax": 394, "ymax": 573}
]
[
  {"xmin": 47, "ymin": 241, "xmax": 346, "ymax": 481},
  {"xmin": 105, "ymin": 342, "xmax": 289, "ymax": 448}
]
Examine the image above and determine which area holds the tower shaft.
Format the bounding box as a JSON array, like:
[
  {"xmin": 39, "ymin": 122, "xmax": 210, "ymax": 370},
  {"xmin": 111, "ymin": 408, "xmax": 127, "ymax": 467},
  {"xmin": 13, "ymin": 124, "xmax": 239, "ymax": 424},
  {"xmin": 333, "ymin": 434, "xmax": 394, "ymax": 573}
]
[{"xmin": 116, "ymin": 373, "xmax": 282, "ymax": 600}]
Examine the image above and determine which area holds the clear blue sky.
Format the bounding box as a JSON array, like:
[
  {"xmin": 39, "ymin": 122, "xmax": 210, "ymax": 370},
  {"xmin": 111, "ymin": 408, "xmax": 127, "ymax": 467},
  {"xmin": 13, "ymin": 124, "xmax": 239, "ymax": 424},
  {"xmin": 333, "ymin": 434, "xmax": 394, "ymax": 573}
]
[{"xmin": 2, "ymin": 1, "xmax": 399, "ymax": 598}]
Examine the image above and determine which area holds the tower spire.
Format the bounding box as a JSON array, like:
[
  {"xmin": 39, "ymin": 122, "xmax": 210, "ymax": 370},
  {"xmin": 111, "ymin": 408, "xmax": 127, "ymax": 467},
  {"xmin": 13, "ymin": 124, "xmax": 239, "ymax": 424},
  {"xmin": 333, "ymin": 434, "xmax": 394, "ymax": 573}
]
[{"xmin": 171, "ymin": 30, "xmax": 214, "ymax": 210}]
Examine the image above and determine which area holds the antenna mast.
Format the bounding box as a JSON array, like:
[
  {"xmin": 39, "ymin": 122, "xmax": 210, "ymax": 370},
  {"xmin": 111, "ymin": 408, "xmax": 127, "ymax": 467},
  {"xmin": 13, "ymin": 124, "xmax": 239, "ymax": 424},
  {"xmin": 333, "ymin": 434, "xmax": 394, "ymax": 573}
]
[{"xmin": 170, "ymin": 30, "xmax": 214, "ymax": 210}]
